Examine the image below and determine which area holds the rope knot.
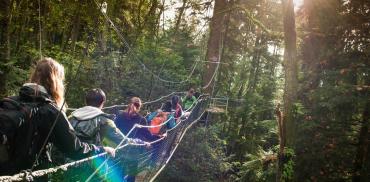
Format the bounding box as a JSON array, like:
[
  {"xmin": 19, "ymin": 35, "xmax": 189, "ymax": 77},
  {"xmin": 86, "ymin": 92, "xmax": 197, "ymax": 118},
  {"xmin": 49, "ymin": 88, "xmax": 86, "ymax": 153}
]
[{"xmin": 21, "ymin": 170, "xmax": 34, "ymax": 182}]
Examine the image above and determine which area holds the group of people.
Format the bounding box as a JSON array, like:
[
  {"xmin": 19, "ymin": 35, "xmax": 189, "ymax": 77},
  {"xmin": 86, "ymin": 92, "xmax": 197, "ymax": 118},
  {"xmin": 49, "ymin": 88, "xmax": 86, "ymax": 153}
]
[{"xmin": 0, "ymin": 58, "xmax": 199, "ymax": 181}]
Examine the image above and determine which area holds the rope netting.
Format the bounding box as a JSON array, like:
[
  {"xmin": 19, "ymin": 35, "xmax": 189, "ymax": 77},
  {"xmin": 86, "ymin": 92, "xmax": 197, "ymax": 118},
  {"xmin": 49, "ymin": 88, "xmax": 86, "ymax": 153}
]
[{"xmin": 0, "ymin": 97, "xmax": 209, "ymax": 182}]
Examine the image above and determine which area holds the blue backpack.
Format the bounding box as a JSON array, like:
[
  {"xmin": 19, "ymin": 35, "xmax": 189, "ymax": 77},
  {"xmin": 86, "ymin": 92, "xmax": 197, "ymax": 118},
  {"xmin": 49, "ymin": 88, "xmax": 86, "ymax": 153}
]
[{"xmin": 166, "ymin": 113, "xmax": 176, "ymax": 129}]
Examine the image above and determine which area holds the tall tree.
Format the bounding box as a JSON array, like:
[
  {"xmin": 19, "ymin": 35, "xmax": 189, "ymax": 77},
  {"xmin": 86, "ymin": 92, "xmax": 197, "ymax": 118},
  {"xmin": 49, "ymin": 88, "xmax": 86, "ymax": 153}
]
[
  {"xmin": 282, "ymin": 0, "xmax": 298, "ymax": 149},
  {"xmin": 202, "ymin": 0, "xmax": 227, "ymax": 94},
  {"xmin": 277, "ymin": 0, "xmax": 298, "ymax": 181}
]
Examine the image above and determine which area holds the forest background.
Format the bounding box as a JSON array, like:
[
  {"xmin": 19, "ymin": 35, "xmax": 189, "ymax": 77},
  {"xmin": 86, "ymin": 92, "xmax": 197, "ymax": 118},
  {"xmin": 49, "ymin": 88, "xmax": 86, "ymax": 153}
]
[{"xmin": 0, "ymin": 0, "xmax": 369, "ymax": 181}]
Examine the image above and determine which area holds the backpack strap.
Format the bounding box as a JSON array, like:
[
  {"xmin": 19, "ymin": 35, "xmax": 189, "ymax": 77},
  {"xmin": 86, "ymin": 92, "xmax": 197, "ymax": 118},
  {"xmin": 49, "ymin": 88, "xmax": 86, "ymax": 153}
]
[
  {"xmin": 0, "ymin": 98, "xmax": 22, "ymax": 110},
  {"xmin": 70, "ymin": 114, "xmax": 106, "ymax": 145}
]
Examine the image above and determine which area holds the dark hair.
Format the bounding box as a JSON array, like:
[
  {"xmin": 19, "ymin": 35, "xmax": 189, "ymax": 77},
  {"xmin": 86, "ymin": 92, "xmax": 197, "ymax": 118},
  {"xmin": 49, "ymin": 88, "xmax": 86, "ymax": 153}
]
[
  {"xmin": 126, "ymin": 97, "xmax": 142, "ymax": 116},
  {"xmin": 85, "ymin": 88, "xmax": 106, "ymax": 107},
  {"xmin": 171, "ymin": 95, "xmax": 180, "ymax": 110},
  {"xmin": 194, "ymin": 91, "xmax": 201, "ymax": 99},
  {"xmin": 162, "ymin": 101, "xmax": 172, "ymax": 112},
  {"xmin": 188, "ymin": 88, "xmax": 194, "ymax": 94}
]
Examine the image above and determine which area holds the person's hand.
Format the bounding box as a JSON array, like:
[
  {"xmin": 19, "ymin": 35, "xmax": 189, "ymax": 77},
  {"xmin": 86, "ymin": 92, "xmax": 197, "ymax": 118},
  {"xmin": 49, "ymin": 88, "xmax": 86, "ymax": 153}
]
[{"xmin": 103, "ymin": 146, "xmax": 116, "ymax": 158}]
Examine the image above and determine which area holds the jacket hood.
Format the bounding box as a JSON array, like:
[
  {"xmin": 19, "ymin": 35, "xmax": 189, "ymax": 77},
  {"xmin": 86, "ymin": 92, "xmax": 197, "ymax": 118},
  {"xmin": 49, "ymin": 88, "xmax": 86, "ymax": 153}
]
[
  {"xmin": 71, "ymin": 106, "xmax": 105, "ymax": 120},
  {"xmin": 19, "ymin": 83, "xmax": 52, "ymax": 102}
]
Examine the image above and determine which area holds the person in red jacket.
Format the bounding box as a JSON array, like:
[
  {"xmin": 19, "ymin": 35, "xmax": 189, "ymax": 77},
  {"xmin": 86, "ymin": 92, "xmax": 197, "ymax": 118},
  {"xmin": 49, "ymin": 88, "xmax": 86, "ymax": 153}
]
[{"xmin": 171, "ymin": 95, "xmax": 183, "ymax": 121}]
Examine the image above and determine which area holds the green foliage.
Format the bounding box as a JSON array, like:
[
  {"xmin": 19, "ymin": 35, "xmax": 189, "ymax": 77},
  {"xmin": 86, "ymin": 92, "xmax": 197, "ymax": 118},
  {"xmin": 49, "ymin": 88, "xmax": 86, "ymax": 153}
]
[
  {"xmin": 294, "ymin": 0, "xmax": 370, "ymax": 181},
  {"xmin": 0, "ymin": 0, "xmax": 204, "ymax": 107},
  {"xmin": 281, "ymin": 148, "xmax": 295, "ymax": 182},
  {"xmin": 157, "ymin": 123, "xmax": 227, "ymax": 182}
]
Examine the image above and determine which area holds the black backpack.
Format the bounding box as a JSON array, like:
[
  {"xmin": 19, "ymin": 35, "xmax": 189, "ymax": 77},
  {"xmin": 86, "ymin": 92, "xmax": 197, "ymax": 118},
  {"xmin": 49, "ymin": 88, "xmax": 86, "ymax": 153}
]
[{"xmin": 0, "ymin": 97, "xmax": 49, "ymax": 175}]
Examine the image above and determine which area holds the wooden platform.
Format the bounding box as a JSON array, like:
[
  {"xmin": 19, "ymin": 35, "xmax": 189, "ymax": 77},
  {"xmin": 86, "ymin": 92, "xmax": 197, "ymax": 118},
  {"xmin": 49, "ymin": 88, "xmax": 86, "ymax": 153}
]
[{"xmin": 206, "ymin": 106, "xmax": 226, "ymax": 113}]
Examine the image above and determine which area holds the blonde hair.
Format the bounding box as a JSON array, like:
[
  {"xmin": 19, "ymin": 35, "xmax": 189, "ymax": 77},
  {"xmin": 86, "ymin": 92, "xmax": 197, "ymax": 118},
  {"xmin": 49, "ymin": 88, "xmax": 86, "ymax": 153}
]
[
  {"xmin": 30, "ymin": 57, "xmax": 65, "ymax": 109},
  {"xmin": 126, "ymin": 97, "xmax": 142, "ymax": 116}
]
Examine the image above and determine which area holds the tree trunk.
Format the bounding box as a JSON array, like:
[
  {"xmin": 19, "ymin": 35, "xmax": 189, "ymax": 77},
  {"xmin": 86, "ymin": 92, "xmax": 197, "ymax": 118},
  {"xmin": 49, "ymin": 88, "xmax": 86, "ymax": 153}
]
[
  {"xmin": 143, "ymin": 0, "xmax": 158, "ymax": 38},
  {"xmin": 70, "ymin": 8, "xmax": 81, "ymax": 52},
  {"xmin": 246, "ymin": 36, "xmax": 264, "ymax": 95},
  {"xmin": 353, "ymin": 102, "xmax": 370, "ymax": 181},
  {"xmin": 276, "ymin": 104, "xmax": 285, "ymax": 182},
  {"xmin": 202, "ymin": 0, "xmax": 227, "ymax": 94},
  {"xmin": 96, "ymin": 10, "xmax": 107, "ymax": 54},
  {"xmin": 282, "ymin": 0, "xmax": 298, "ymax": 149},
  {"xmin": 278, "ymin": 0, "xmax": 298, "ymax": 181},
  {"xmin": 174, "ymin": 0, "xmax": 187, "ymax": 35}
]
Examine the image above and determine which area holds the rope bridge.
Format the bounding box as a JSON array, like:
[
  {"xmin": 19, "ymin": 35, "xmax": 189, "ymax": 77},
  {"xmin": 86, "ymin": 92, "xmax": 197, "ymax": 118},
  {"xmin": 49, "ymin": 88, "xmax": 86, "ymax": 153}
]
[
  {"xmin": 0, "ymin": 0, "xmax": 219, "ymax": 180},
  {"xmin": 0, "ymin": 97, "xmax": 210, "ymax": 182}
]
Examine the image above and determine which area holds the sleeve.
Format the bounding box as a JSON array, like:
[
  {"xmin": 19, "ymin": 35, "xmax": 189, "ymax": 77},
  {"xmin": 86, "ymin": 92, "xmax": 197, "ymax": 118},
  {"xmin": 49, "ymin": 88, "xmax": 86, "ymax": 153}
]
[
  {"xmin": 178, "ymin": 105, "xmax": 184, "ymax": 117},
  {"xmin": 114, "ymin": 111, "xmax": 123, "ymax": 131},
  {"xmin": 100, "ymin": 118, "xmax": 125, "ymax": 147},
  {"xmin": 138, "ymin": 116, "xmax": 160, "ymax": 141},
  {"xmin": 145, "ymin": 111, "xmax": 158, "ymax": 123},
  {"xmin": 166, "ymin": 114, "xmax": 176, "ymax": 129},
  {"xmin": 140, "ymin": 116, "xmax": 148, "ymax": 126},
  {"xmin": 49, "ymin": 109, "xmax": 103, "ymax": 160},
  {"xmin": 138, "ymin": 128, "xmax": 160, "ymax": 141},
  {"xmin": 192, "ymin": 96, "xmax": 198, "ymax": 106}
]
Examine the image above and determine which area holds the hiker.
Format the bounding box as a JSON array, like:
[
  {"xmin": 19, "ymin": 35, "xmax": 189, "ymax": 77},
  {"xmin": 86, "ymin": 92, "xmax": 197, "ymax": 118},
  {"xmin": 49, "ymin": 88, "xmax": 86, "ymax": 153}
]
[
  {"xmin": 69, "ymin": 88, "xmax": 125, "ymax": 147},
  {"xmin": 142, "ymin": 101, "xmax": 176, "ymax": 170},
  {"xmin": 148, "ymin": 111, "xmax": 168, "ymax": 135},
  {"xmin": 115, "ymin": 97, "xmax": 160, "ymax": 141},
  {"xmin": 194, "ymin": 91, "xmax": 201, "ymax": 100},
  {"xmin": 115, "ymin": 97, "xmax": 162, "ymax": 182},
  {"xmin": 181, "ymin": 88, "xmax": 197, "ymax": 111},
  {"xmin": 0, "ymin": 58, "xmax": 114, "ymax": 176},
  {"xmin": 146, "ymin": 101, "xmax": 176, "ymax": 132},
  {"xmin": 67, "ymin": 88, "xmax": 143, "ymax": 180},
  {"xmin": 171, "ymin": 95, "xmax": 183, "ymax": 120}
]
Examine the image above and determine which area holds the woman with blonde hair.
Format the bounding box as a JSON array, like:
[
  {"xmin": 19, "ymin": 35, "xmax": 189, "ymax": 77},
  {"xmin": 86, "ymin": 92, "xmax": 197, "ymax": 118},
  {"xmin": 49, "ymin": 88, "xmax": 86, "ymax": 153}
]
[
  {"xmin": 30, "ymin": 58, "xmax": 66, "ymax": 109},
  {"xmin": 1, "ymin": 57, "xmax": 114, "ymax": 175}
]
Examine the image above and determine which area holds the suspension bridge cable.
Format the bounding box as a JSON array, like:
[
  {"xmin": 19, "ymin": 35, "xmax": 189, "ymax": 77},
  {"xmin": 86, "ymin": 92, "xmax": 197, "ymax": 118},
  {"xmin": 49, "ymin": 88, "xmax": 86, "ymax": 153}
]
[
  {"xmin": 0, "ymin": 143, "xmax": 129, "ymax": 182},
  {"xmin": 67, "ymin": 91, "xmax": 186, "ymax": 111},
  {"xmin": 202, "ymin": 61, "xmax": 221, "ymax": 89}
]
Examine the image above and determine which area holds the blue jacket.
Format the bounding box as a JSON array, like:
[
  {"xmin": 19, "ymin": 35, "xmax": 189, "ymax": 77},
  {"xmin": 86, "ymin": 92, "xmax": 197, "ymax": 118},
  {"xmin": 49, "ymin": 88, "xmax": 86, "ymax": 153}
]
[{"xmin": 115, "ymin": 111, "xmax": 159, "ymax": 141}]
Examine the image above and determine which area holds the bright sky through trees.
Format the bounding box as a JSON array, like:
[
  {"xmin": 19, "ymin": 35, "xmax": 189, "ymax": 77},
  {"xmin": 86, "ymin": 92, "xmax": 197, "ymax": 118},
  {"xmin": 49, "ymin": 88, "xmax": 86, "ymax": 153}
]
[{"xmin": 294, "ymin": 0, "xmax": 304, "ymax": 10}]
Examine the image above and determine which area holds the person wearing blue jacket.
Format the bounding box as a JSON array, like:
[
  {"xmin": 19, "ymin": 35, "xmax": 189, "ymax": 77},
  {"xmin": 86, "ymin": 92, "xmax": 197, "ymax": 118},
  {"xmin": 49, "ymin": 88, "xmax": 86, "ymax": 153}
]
[{"xmin": 115, "ymin": 97, "xmax": 160, "ymax": 182}]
